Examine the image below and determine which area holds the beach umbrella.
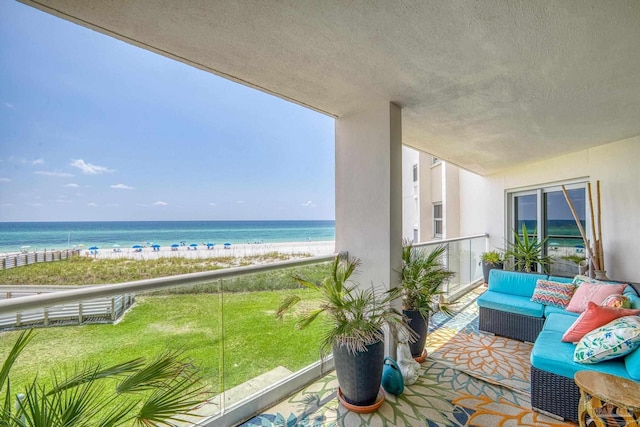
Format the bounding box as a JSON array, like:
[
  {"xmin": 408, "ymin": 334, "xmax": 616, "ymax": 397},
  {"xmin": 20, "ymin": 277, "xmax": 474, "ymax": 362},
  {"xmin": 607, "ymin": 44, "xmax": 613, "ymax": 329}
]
[
  {"xmin": 171, "ymin": 244, "xmax": 179, "ymax": 248},
  {"xmin": 224, "ymin": 242, "xmax": 231, "ymax": 249},
  {"xmin": 152, "ymin": 244, "xmax": 160, "ymax": 248},
  {"xmin": 206, "ymin": 242, "xmax": 214, "ymax": 248},
  {"xmin": 190, "ymin": 243, "xmax": 198, "ymax": 247},
  {"xmin": 89, "ymin": 246, "xmax": 99, "ymax": 250},
  {"xmin": 132, "ymin": 245, "xmax": 142, "ymax": 248}
]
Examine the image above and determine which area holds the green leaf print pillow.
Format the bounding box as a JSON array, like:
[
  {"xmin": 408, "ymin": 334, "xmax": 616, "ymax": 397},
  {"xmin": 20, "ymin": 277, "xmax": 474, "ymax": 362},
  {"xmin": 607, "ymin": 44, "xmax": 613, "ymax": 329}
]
[{"xmin": 574, "ymin": 316, "xmax": 640, "ymax": 364}]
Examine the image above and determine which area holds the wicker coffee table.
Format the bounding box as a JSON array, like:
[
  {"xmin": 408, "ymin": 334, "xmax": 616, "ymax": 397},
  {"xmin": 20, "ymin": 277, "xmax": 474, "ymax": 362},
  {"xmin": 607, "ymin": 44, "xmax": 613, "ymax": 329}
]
[{"xmin": 574, "ymin": 370, "xmax": 640, "ymax": 427}]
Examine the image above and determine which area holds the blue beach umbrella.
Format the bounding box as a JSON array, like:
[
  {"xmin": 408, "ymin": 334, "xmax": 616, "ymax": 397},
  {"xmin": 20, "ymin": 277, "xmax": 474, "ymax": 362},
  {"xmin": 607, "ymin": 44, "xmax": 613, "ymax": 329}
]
[
  {"xmin": 224, "ymin": 242, "xmax": 231, "ymax": 249},
  {"xmin": 89, "ymin": 246, "xmax": 99, "ymax": 250},
  {"xmin": 132, "ymin": 245, "xmax": 142, "ymax": 249},
  {"xmin": 206, "ymin": 242, "xmax": 214, "ymax": 248},
  {"xmin": 189, "ymin": 243, "xmax": 198, "ymax": 248},
  {"xmin": 171, "ymin": 243, "xmax": 179, "ymax": 248}
]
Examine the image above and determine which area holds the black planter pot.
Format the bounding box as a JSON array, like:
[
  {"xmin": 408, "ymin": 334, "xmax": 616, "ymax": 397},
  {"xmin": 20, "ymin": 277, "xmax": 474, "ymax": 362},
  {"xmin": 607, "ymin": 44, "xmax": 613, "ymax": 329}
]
[
  {"xmin": 481, "ymin": 261, "xmax": 504, "ymax": 284},
  {"xmin": 333, "ymin": 339, "xmax": 384, "ymax": 406},
  {"xmin": 403, "ymin": 309, "xmax": 428, "ymax": 358}
]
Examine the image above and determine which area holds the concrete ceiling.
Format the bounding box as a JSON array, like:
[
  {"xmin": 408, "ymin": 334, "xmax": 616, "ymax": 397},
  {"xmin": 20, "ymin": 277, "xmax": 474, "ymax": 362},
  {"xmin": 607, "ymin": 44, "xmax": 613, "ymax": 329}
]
[{"xmin": 21, "ymin": 0, "xmax": 640, "ymax": 175}]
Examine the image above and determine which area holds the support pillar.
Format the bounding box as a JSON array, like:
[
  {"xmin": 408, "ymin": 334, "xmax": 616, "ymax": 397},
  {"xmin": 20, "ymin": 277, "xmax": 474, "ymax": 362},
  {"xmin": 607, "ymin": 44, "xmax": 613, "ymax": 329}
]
[{"xmin": 335, "ymin": 102, "xmax": 403, "ymax": 356}]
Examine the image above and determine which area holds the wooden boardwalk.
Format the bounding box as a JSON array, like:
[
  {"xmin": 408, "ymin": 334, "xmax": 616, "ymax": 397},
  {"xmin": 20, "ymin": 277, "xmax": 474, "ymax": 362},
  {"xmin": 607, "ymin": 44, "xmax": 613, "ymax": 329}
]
[{"xmin": 0, "ymin": 285, "xmax": 135, "ymax": 330}]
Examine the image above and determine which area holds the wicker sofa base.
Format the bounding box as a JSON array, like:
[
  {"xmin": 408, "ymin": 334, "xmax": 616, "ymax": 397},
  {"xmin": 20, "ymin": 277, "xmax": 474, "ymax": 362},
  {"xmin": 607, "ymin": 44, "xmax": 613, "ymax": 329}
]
[
  {"xmin": 478, "ymin": 307, "xmax": 544, "ymax": 342},
  {"xmin": 531, "ymin": 366, "xmax": 580, "ymax": 423}
]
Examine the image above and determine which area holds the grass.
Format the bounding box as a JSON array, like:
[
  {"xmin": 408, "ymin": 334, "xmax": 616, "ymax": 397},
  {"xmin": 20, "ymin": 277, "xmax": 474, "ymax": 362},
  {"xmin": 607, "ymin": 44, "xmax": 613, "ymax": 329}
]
[{"xmin": 0, "ymin": 255, "xmax": 333, "ymax": 404}]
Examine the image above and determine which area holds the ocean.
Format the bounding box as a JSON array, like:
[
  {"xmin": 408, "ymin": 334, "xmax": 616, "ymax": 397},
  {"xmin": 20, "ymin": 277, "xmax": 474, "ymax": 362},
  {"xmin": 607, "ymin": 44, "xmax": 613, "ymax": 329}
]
[{"xmin": 0, "ymin": 220, "xmax": 335, "ymax": 254}]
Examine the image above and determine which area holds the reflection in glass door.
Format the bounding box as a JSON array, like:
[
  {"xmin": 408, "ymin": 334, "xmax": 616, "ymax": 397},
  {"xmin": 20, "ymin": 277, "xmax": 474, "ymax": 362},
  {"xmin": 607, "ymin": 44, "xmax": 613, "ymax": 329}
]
[{"xmin": 545, "ymin": 188, "xmax": 586, "ymax": 276}]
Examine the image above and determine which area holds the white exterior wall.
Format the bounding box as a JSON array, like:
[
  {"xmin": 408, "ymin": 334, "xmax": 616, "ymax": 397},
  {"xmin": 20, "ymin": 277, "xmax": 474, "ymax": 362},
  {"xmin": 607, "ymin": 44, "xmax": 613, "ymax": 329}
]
[
  {"xmin": 402, "ymin": 146, "xmax": 420, "ymax": 242},
  {"xmin": 461, "ymin": 136, "xmax": 640, "ymax": 283}
]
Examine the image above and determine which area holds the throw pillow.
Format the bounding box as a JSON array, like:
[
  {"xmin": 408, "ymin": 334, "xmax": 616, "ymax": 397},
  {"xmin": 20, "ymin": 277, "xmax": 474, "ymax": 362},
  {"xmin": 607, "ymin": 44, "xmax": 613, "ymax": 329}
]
[
  {"xmin": 601, "ymin": 294, "xmax": 631, "ymax": 309},
  {"xmin": 562, "ymin": 302, "xmax": 640, "ymax": 342},
  {"xmin": 530, "ymin": 279, "xmax": 576, "ymax": 308},
  {"xmin": 574, "ymin": 316, "xmax": 640, "ymax": 364},
  {"xmin": 566, "ymin": 282, "xmax": 628, "ymax": 313}
]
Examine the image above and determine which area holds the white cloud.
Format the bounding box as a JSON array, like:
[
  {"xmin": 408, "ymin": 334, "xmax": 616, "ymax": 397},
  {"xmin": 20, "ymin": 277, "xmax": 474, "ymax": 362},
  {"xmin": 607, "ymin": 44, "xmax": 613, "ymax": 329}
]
[
  {"xmin": 88, "ymin": 202, "xmax": 98, "ymax": 207},
  {"xmin": 63, "ymin": 183, "xmax": 80, "ymax": 188},
  {"xmin": 35, "ymin": 170, "xmax": 74, "ymax": 177},
  {"xmin": 153, "ymin": 201, "xmax": 168, "ymax": 206},
  {"xmin": 301, "ymin": 200, "xmax": 315, "ymax": 207},
  {"xmin": 0, "ymin": 178, "xmax": 11, "ymax": 183},
  {"xmin": 3, "ymin": 102, "xmax": 15, "ymax": 110},
  {"xmin": 110, "ymin": 184, "xmax": 135, "ymax": 190},
  {"xmin": 70, "ymin": 159, "xmax": 114, "ymax": 175},
  {"xmin": 55, "ymin": 198, "xmax": 72, "ymax": 203},
  {"xmin": 236, "ymin": 200, "xmax": 246, "ymax": 204},
  {"xmin": 32, "ymin": 158, "xmax": 44, "ymax": 165},
  {"xmin": 209, "ymin": 202, "xmax": 217, "ymax": 206}
]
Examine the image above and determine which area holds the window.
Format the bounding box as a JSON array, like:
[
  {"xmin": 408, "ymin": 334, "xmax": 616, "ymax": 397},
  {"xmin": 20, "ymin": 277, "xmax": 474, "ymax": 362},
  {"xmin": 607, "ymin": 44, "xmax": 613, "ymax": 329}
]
[
  {"xmin": 433, "ymin": 203, "xmax": 443, "ymax": 238},
  {"xmin": 413, "ymin": 228, "xmax": 419, "ymax": 243},
  {"xmin": 508, "ymin": 182, "xmax": 586, "ymax": 276},
  {"xmin": 412, "ymin": 164, "xmax": 418, "ymax": 182}
]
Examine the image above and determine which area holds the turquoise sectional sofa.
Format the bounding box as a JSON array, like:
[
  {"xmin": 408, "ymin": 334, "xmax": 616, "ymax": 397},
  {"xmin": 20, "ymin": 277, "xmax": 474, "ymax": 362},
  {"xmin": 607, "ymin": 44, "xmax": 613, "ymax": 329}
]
[{"xmin": 476, "ymin": 269, "xmax": 640, "ymax": 422}]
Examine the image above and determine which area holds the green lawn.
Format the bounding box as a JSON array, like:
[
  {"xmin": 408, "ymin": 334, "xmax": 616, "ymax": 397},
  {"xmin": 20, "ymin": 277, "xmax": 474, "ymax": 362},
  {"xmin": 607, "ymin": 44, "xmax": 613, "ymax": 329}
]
[{"xmin": 0, "ymin": 254, "xmax": 333, "ymax": 403}]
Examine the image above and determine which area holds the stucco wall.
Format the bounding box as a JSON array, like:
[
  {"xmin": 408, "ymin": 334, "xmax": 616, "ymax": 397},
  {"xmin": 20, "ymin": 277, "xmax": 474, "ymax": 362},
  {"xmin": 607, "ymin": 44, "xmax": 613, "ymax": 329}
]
[
  {"xmin": 402, "ymin": 146, "xmax": 420, "ymax": 241},
  {"xmin": 460, "ymin": 136, "xmax": 640, "ymax": 282}
]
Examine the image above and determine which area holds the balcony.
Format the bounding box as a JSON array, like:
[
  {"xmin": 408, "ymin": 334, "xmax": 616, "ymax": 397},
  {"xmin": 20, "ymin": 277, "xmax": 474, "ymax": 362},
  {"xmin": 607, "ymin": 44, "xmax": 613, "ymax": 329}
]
[{"xmin": 0, "ymin": 234, "xmax": 497, "ymax": 426}]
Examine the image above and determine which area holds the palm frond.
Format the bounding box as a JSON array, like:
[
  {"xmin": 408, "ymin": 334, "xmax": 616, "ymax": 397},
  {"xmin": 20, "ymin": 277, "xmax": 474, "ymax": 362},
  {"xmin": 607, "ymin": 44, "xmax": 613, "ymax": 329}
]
[
  {"xmin": 49, "ymin": 358, "xmax": 144, "ymax": 395},
  {"xmin": 117, "ymin": 352, "xmax": 193, "ymax": 394},
  {"xmin": 0, "ymin": 330, "xmax": 34, "ymax": 395},
  {"xmin": 275, "ymin": 294, "xmax": 302, "ymax": 320}
]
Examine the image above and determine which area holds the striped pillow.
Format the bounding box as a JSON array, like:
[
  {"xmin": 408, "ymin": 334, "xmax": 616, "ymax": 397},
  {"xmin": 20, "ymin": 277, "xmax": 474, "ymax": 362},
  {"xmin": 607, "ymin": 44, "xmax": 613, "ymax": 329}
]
[{"xmin": 530, "ymin": 279, "xmax": 576, "ymax": 308}]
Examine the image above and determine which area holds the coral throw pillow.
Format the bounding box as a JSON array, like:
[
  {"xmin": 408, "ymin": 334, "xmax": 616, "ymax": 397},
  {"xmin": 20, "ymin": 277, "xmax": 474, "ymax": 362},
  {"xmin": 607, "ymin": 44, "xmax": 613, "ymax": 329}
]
[
  {"xmin": 530, "ymin": 280, "xmax": 576, "ymax": 308},
  {"xmin": 566, "ymin": 282, "xmax": 627, "ymax": 313},
  {"xmin": 562, "ymin": 302, "xmax": 640, "ymax": 342}
]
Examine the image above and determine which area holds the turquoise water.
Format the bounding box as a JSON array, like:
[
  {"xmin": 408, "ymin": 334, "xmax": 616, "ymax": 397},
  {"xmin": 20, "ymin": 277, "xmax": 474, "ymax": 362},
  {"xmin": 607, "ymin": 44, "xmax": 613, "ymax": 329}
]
[{"xmin": 0, "ymin": 221, "xmax": 335, "ymax": 253}]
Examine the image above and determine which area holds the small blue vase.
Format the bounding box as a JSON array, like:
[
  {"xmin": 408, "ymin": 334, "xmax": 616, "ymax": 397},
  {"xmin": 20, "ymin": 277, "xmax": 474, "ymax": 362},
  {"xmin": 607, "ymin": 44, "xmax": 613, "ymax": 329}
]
[{"xmin": 381, "ymin": 356, "xmax": 404, "ymax": 395}]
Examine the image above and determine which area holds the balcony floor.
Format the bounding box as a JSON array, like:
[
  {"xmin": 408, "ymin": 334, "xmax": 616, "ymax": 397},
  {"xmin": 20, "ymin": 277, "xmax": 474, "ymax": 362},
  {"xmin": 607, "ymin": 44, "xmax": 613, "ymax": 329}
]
[{"xmin": 238, "ymin": 288, "xmax": 577, "ymax": 426}]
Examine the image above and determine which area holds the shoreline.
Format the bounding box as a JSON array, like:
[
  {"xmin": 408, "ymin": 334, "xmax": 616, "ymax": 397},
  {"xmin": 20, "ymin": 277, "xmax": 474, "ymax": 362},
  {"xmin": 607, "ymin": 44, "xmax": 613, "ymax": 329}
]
[{"xmin": 84, "ymin": 240, "xmax": 335, "ymax": 260}]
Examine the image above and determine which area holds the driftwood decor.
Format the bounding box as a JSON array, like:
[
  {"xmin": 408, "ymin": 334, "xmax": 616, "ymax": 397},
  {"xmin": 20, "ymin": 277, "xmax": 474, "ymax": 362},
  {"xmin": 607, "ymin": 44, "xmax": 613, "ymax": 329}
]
[{"xmin": 561, "ymin": 181, "xmax": 606, "ymax": 278}]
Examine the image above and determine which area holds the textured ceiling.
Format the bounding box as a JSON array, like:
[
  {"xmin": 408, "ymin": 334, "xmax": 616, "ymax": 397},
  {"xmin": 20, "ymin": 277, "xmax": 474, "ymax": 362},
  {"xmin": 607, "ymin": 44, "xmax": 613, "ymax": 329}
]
[{"xmin": 21, "ymin": 0, "xmax": 640, "ymax": 175}]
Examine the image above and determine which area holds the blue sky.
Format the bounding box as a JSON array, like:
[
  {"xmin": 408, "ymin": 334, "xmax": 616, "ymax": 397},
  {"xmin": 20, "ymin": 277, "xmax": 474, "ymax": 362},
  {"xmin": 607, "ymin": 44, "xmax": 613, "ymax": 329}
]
[{"xmin": 0, "ymin": 2, "xmax": 335, "ymax": 222}]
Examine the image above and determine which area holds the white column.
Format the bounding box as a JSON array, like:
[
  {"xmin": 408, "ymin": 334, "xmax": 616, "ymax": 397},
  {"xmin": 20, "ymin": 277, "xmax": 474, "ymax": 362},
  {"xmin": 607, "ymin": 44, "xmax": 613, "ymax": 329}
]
[{"xmin": 335, "ymin": 102, "xmax": 403, "ymax": 355}]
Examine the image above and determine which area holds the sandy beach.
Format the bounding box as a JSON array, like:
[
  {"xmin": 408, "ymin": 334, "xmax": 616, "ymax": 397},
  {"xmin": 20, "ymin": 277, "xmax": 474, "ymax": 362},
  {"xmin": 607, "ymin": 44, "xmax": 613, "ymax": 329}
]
[{"xmin": 84, "ymin": 240, "xmax": 336, "ymax": 261}]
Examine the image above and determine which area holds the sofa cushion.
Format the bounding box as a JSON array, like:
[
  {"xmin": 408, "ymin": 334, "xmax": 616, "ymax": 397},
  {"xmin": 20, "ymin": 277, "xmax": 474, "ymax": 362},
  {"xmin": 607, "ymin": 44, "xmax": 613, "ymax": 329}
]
[
  {"xmin": 544, "ymin": 304, "xmax": 580, "ymax": 318},
  {"xmin": 477, "ymin": 290, "xmax": 544, "ymax": 318},
  {"xmin": 531, "ymin": 330, "xmax": 630, "ymax": 380},
  {"xmin": 625, "ymin": 346, "xmax": 640, "ymax": 380},
  {"xmin": 543, "ymin": 312, "xmax": 580, "ymax": 334},
  {"xmin": 566, "ymin": 282, "xmax": 628, "ymax": 313},
  {"xmin": 573, "ymin": 316, "xmax": 640, "ymax": 364},
  {"xmin": 562, "ymin": 302, "xmax": 640, "ymax": 343},
  {"xmin": 531, "ymin": 279, "xmax": 576, "ymax": 308},
  {"xmin": 487, "ymin": 270, "xmax": 548, "ymax": 297}
]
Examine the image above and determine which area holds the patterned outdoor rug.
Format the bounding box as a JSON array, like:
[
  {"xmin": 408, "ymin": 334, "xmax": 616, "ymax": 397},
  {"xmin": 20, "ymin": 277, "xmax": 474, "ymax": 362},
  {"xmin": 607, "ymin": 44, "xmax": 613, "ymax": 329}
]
[
  {"xmin": 239, "ymin": 358, "xmax": 573, "ymax": 427},
  {"xmin": 427, "ymin": 324, "xmax": 533, "ymax": 395}
]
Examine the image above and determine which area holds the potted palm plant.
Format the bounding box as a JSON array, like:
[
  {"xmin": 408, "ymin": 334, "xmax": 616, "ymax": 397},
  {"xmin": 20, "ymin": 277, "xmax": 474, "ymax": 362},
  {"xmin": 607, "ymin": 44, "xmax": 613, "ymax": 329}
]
[
  {"xmin": 276, "ymin": 254, "xmax": 412, "ymax": 411},
  {"xmin": 400, "ymin": 242, "xmax": 455, "ymax": 361},
  {"xmin": 504, "ymin": 224, "xmax": 551, "ymax": 273},
  {"xmin": 481, "ymin": 250, "xmax": 504, "ymax": 284}
]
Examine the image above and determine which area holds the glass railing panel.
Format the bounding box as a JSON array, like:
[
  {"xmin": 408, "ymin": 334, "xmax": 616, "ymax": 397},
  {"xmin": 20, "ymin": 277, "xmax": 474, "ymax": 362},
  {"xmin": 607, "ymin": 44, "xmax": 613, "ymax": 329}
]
[
  {"xmin": 220, "ymin": 261, "xmax": 332, "ymax": 409},
  {"xmin": 412, "ymin": 234, "xmax": 488, "ymax": 302},
  {"xmin": 547, "ymin": 236, "xmax": 585, "ymax": 277}
]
